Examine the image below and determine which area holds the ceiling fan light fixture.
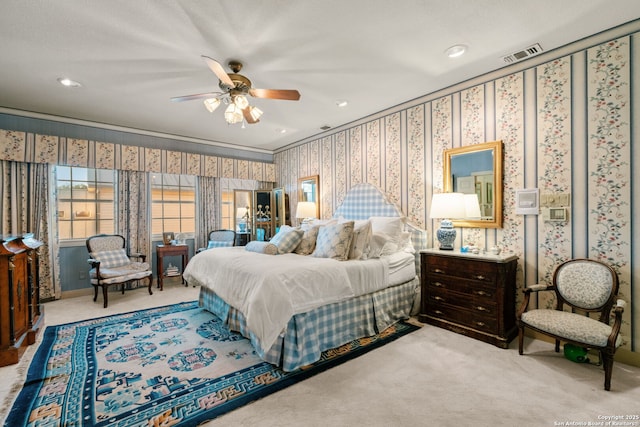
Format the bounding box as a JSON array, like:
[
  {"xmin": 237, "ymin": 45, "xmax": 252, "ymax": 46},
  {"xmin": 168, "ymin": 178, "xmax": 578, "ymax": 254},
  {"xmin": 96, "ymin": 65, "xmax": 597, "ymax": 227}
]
[
  {"xmin": 248, "ymin": 106, "xmax": 263, "ymax": 121},
  {"xmin": 204, "ymin": 98, "xmax": 221, "ymax": 113},
  {"xmin": 445, "ymin": 44, "xmax": 467, "ymax": 58},
  {"xmin": 234, "ymin": 95, "xmax": 249, "ymax": 109},
  {"xmin": 224, "ymin": 103, "xmax": 244, "ymax": 124}
]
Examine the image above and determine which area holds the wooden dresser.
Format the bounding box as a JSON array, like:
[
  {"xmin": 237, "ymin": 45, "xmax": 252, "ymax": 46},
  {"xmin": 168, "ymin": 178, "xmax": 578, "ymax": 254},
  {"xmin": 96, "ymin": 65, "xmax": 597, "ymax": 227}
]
[{"xmin": 419, "ymin": 249, "xmax": 518, "ymax": 348}]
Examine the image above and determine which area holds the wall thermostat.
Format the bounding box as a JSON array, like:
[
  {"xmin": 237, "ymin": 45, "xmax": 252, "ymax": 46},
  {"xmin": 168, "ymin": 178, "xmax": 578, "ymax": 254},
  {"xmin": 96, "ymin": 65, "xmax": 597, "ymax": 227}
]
[{"xmin": 542, "ymin": 207, "xmax": 569, "ymax": 222}]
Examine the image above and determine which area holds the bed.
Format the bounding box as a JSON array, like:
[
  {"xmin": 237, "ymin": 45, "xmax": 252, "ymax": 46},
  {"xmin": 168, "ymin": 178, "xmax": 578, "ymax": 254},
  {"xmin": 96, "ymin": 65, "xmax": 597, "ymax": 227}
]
[{"xmin": 183, "ymin": 183, "xmax": 427, "ymax": 371}]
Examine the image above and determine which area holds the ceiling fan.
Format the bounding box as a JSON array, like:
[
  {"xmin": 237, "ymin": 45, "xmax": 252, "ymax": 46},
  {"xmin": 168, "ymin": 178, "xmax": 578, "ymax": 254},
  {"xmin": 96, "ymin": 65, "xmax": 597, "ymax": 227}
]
[{"xmin": 171, "ymin": 56, "xmax": 301, "ymax": 125}]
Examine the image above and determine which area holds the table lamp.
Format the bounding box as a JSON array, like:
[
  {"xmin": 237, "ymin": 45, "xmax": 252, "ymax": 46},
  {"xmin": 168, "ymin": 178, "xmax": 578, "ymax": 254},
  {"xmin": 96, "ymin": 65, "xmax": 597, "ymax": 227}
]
[
  {"xmin": 429, "ymin": 193, "xmax": 466, "ymax": 250},
  {"xmin": 296, "ymin": 201, "xmax": 317, "ymax": 225}
]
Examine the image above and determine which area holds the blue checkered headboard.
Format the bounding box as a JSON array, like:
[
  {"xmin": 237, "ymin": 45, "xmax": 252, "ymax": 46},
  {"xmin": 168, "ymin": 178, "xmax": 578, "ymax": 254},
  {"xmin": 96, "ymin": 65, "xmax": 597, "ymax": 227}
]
[{"xmin": 332, "ymin": 183, "xmax": 427, "ymax": 253}]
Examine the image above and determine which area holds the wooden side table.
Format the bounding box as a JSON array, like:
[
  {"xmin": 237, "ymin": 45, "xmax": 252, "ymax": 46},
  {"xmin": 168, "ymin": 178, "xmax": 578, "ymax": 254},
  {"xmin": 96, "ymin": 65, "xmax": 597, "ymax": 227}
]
[{"xmin": 156, "ymin": 244, "xmax": 189, "ymax": 290}]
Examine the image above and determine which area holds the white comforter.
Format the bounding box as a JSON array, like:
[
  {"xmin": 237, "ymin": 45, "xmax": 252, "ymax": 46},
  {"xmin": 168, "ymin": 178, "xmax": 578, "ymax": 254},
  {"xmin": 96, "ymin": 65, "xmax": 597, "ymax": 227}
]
[{"xmin": 183, "ymin": 247, "xmax": 388, "ymax": 351}]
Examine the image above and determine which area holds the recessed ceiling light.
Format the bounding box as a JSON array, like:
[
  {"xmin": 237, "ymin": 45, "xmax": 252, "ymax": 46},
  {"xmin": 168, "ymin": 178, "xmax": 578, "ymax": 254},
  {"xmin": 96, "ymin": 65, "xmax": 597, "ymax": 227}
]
[
  {"xmin": 57, "ymin": 77, "xmax": 82, "ymax": 88},
  {"xmin": 336, "ymin": 99, "xmax": 348, "ymax": 108},
  {"xmin": 276, "ymin": 128, "xmax": 287, "ymax": 134},
  {"xmin": 445, "ymin": 44, "xmax": 467, "ymax": 58}
]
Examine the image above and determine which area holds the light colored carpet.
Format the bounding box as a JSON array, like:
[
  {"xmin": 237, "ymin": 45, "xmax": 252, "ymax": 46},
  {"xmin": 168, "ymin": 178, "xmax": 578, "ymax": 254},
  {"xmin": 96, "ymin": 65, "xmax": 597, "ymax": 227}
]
[{"xmin": 1, "ymin": 282, "xmax": 639, "ymax": 426}]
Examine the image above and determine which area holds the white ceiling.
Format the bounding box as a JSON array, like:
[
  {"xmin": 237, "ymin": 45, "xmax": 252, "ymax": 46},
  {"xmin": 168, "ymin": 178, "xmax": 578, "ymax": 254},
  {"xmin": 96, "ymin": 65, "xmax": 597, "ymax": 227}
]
[{"xmin": 1, "ymin": 1, "xmax": 639, "ymax": 152}]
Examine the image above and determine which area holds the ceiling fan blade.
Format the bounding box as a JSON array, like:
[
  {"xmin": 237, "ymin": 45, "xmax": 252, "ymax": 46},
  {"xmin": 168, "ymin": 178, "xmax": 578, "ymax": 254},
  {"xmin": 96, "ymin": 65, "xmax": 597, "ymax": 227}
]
[
  {"xmin": 170, "ymin": 92, "xmax": 222, "ymax": 102},
  {"xmin": 201, "ymin": 55, "xmax": 234, "ymax": 88},
  {"xmin": 249, "ymin": 88, "xmax": 301, "ymax": 101},
  {"xmin": 242, "ymin": 107, "xmax": 260, "ymax": 124}
]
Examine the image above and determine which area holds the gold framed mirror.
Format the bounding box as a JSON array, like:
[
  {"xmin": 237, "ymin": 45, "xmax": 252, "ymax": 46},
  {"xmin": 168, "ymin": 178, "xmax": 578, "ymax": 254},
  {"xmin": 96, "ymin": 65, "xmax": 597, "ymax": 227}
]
[
  {"xmin": 443, "ymin": 140, "xmax": 503, "ymax": 228},
  {"xmin": 273, "ymin": 187, "xmax": 289, "ymax": 231},
  {"xmin": 233, "ymin": 190, "xmax": 253, "ymax": 235},
  {"xmin": 298, "ymin": 175, "xmax": 320, "ymax": 219}
]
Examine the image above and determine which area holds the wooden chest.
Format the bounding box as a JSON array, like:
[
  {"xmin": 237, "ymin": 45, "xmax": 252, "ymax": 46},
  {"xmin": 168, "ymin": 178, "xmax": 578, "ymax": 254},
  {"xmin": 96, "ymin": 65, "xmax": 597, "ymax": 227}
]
[{"xmin": 418, "ymin": 249, "xmax": 518, "ymax": 348}]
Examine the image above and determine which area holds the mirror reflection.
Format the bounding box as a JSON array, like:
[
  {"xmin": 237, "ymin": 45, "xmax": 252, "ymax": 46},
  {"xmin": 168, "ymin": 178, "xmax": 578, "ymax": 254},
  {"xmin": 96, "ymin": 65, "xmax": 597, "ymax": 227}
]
[
  {"xmin": 443, "ymin": 140, "xmax": 503, "ymax": 228},
  {"xmin": 298, "ymin": 175, "xmax": 320, "ymax": 219}
]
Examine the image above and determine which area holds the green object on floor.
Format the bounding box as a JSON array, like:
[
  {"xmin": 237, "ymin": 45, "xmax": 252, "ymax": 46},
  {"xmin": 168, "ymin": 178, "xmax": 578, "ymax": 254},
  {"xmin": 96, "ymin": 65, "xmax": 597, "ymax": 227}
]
[{"xmin": 564, "ymin": 343, "xmax": 589, "ymax": 363}]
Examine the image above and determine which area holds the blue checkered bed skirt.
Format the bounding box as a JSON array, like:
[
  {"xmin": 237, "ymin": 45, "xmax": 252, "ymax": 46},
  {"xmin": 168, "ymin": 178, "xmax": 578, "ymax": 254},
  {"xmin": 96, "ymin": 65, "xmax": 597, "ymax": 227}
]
[{"xmin": 199, "ymin": 277, "xmax": 419, "ymax": 371}]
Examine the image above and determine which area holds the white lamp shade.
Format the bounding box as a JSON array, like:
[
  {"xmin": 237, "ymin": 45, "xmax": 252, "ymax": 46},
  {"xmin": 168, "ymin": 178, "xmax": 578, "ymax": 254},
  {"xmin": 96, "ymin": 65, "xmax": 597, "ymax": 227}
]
[
  {"xmin": 429, "ymin": 193, "xmax": 466, "ymax": 219},
  {"xmin": 203, "ymin": 98, "xmax": 221, "ymax": 113},
  {"xmin": 296, "ymin": 201, "xmax": 317, "ymax": 219},
  {"xmin": 464, "ymin": 194, "xmax": 482, "ymax": 218},
  {"xmin": 224, "ymin": 103, "xmax": 243, "ymax": 124}
]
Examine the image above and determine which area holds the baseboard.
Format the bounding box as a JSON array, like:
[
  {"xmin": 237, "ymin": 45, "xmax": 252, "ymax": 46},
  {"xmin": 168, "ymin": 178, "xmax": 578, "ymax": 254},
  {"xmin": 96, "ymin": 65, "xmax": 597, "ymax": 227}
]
[{"xmin": 524, "ymin": 330, "xmax": 640, "ymax": 367}]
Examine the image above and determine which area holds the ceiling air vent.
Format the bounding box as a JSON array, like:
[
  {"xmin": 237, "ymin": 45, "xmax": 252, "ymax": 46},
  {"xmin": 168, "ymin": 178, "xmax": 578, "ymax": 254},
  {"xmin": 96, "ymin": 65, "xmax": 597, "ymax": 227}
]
[{"xmin": 502, "ymin": 43, "xmax": 543, "ymax": 63}]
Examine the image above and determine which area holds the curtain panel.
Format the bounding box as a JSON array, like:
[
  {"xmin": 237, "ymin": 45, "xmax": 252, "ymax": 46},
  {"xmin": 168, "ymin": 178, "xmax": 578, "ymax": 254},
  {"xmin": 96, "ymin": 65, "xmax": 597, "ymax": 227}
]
[
  {"xmin": 117, "ymin": 170, "xmax": 150, "ymax": 259},
  {"xmin": 0, "ymin": 160, "xmax": 59, "ymax": 300},
  {"xmin": 196, "ymin": 176, "xmax": 220, "ymax": 250}
]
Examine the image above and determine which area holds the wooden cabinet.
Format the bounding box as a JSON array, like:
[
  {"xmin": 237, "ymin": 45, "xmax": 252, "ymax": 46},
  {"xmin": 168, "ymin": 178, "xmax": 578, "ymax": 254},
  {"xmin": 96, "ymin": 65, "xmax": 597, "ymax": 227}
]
[
  {"xmin": 0, "ymin": 234, "xmax": 44, "ymax": 366},
  {"xmin": 419, "ymin": 249, "xmax": 518, "ymax": 348}
]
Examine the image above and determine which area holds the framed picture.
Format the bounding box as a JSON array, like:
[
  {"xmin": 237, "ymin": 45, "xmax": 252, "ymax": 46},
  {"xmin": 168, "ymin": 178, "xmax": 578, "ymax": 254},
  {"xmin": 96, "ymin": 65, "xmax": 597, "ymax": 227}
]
[{"xmin": 162, "ymin": 232, "xmax": 175, "ymax": 245}]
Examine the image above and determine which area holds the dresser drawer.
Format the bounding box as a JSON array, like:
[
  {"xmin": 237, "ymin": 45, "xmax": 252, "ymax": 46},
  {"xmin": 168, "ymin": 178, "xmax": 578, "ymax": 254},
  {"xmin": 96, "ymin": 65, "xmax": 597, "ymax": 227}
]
[
  {"xmin": 426, "ymin": 255, "xmax": 496, "ymax": 283},
  {"xmin": 426, "ymin": 275, "xmax": 496, "ymax": 297},
  {"xmin": 425, "ymin": 302, "xmax": 498, "ymax": 334},
  {"xmin": 425, "ymin": 287, "xmax": 497, "ymax": 316}
]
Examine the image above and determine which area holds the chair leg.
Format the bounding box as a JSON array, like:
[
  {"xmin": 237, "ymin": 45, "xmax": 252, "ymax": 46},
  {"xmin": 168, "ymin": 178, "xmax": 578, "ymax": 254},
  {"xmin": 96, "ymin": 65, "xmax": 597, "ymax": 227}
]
[
  {"xmin": 102, "ymin": 285, "xmax": 109, "ymax": 308},
  {"xmin": 93, "ymin": 285, "xmax": 99, "ymax": 302},
  {"xmin": 518, "ymin": 325, "xmax": 524, "ymax": 355},
  {"xmin": 602, "ymin": 351, "xmax": 614, "ymax": 391},
  {"xmin": 147, "ymin": 275, "xmax": 153, "ymax": 295},
  {"xmin": 555, "ymin": 339, "xmax": 560, "ymax": 353}
]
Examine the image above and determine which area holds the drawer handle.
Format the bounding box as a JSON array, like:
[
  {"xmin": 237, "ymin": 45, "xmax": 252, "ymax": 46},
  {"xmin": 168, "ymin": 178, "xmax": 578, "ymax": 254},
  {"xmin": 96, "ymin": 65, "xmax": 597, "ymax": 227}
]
[
  {"xmin": 433, "ymin": 268, "xmax": 446, "ymax": 274},
  {"xmin": 433, "ymin": 281, "xmax": 444, "ymax": 287},
  {"xmin": 476, "ymin": 322, "xmax": 486, "ymax": 327},
  {"xmin": 433, "ymin": 296, "xmax": 445, "ymax": 301},
  {"xmin": 476, "ymin": 306, "xmax": 488, "ymax": 312},
  {"xmin": 474, "ymin": 290, "xmax": 490, "ymax": 296},
  {"xmin": 473, "ymin": 275, "xmax": 487, "ymax": 280},
  {"xmin": 434, "ymin": 310, "xmax": 443, "ymax": 315}
]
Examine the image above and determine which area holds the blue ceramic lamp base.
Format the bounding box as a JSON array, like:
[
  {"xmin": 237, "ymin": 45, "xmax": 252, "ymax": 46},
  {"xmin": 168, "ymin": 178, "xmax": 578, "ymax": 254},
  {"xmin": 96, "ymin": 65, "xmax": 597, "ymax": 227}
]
[{"xmin": 436, "ymin": 220, "xmax": 456, "ymax": 250}]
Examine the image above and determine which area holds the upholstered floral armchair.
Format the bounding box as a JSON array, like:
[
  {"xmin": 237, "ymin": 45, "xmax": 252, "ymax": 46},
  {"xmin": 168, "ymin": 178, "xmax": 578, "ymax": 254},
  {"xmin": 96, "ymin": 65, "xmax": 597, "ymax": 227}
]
[
  {"xmin": 86, "ymin": 234, "xmax": 153, "ymax": 308},
  {"xmin": 516, "ymin": 259, "xmax": 625, "ymax": 390}
]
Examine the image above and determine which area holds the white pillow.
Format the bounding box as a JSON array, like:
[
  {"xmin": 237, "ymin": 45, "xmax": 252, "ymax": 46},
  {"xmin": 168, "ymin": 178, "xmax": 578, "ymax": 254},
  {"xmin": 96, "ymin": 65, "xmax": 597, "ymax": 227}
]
[
  {"xmin": 347, "ymin": 220, "xmax": 372, "ymax": 259},
  {"xmin": 367, "ymin": 232, "xmax": 398, "ymax": 258},
  {"xmin": 312, "ymin": 221, "xmax": 355, "ymax": 261},
  {"xmin": 269, "ymin": 225, "xmax": 304, "ymax": 254},
  {"xmin": 369, "ymin": 216, "xmax": 405, "ymax": 239}
]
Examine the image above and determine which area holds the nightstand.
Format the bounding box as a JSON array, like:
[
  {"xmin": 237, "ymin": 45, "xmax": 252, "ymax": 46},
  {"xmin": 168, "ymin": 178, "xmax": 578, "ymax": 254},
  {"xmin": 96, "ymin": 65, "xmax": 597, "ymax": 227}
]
[
  {"xmin": 156, "ymin": 244, "xmax": 189, "ymax": 290},
  {"xmin": 419, "ymin": 248, "xmax": 518, "ymax": 348}
]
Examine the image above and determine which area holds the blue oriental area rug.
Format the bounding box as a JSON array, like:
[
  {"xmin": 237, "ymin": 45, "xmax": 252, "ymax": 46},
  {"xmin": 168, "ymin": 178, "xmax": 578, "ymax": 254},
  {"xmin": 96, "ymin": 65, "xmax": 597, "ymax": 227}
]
[{"xmin": 5, "ymin": 301, "xmax": 418, "ymax": 426}]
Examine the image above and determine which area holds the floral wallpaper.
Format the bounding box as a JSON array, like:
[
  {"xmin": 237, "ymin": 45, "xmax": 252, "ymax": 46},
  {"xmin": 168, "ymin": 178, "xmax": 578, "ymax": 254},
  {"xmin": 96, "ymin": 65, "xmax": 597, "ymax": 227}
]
[
  {"xmin": 275, "ymin": 31, "xmax": 638, "ymax": 352},
  {"xmin": 0, "ymin": 132, "xmax": 275, "ymax": 182}
]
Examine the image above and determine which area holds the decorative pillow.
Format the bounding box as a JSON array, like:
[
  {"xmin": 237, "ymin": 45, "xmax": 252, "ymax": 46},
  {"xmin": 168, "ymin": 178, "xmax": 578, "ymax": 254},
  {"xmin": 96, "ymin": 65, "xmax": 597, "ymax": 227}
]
[
  {"xmin": 312, "ymin": 221, "xmax": 355, "ymax": 261},
  {"xmin": 369, "ymin": 216, "xmax": 405, "ymax": 240},
  {"xmin": 270, "ymin": 225, "xmax": 305, "ymax": 254},
  {"xmin": 245, "ymin": 241, "xmax": 278, "ymax": 255},
  {"xmin": 347, "ymin": 220, "xmax": 372, "ymax": 260},
  {"xmin": 207, "ymin": 240, "xmax": 234, "ymax": 249},
  {"xmin": 294, "ymin": 224, "xmax": 320, "ymax": 255},
  {"xmin": 397, "ymin": 231, "xmax": 415, "ymax": 253},
  {"xmin": 90, "ymin": 249, "xmax": 130, "ymax": 268},
  {"xmin": 367, "ymin": 232, "xmax": 398, "ymax": 259}
]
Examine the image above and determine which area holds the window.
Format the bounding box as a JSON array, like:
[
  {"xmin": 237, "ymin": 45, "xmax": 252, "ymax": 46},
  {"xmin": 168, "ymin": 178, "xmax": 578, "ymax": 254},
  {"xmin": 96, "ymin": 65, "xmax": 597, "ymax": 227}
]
[
  {"xmin": 56, "ymin": 166, "xmax": 116, "ymax": 240},
  {"xmin": 151, "ymin": 174, "xmax": 195, "ymax": 236},
  {"xmin": 220, "ymin": 189, "xmax": 233, "ymax": 230}
]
